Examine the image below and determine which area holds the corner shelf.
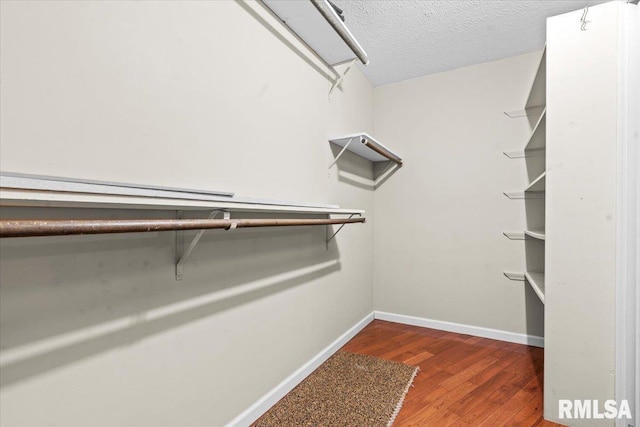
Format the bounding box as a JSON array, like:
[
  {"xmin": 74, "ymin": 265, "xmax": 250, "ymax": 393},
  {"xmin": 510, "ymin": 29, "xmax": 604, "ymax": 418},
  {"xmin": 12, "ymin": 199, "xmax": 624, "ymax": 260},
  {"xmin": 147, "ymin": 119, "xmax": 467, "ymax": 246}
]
[
  {"xmin": 525, "ymin": 272, "xmax": 546, "ymax": 304},
  {"xmin": 329, "ymin": 133, "xmax": 402, "ymax": 165}
]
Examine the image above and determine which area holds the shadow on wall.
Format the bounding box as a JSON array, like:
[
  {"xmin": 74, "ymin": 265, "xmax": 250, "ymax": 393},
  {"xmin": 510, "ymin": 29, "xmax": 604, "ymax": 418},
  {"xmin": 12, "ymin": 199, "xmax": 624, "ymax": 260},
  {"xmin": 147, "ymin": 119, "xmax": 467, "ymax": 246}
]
[
  {"xmin": 234, "ymin": 0, "xmax": 340, "ymax": 88},
  {"xmin": 329, "ymin": 144, "xmax": 400, "ymax": 190},
  {"xmin": 0, "ymin": 207, "xmax": 342, "ymax": 388}
]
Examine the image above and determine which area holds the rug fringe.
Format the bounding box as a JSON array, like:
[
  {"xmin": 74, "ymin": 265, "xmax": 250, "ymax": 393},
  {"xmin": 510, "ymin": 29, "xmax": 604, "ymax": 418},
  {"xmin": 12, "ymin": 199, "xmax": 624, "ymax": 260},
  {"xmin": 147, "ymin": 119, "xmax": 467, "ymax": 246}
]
[{"xmin": 387, "ymin": 366, "xmax": 420, "ymax": 427}]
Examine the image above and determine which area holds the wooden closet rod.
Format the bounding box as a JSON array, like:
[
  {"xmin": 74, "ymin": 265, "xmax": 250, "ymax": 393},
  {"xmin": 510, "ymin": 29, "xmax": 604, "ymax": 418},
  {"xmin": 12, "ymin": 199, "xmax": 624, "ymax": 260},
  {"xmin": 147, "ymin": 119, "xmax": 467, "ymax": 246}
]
[
  {"xmin": 0, "ymin": 217, "xmax": 365, "ymax": 238},
  {"xmin": 361, "ymin": 138, "xmax": 403, "ymax": 166}
]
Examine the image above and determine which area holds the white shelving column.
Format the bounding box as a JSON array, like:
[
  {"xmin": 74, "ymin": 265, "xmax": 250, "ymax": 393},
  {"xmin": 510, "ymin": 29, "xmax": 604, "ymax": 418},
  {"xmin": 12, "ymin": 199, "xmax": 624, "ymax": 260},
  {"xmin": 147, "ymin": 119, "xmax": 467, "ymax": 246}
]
[{"xmin": 502, "ymin": 48, "xmax": 546, "ymax": 307}]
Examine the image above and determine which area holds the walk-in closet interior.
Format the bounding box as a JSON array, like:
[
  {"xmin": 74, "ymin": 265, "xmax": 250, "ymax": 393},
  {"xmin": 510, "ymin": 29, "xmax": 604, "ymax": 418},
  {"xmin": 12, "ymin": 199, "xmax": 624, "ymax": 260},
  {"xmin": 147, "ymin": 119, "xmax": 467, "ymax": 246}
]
[{"xmin": 0, "ymin": 1, "xmax": 638, "ymax": 426}]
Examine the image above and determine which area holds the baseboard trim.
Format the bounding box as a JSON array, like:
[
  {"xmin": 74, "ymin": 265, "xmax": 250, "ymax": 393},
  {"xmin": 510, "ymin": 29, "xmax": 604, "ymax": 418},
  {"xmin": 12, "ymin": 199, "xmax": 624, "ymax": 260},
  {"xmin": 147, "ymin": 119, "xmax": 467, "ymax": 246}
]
[
  {"xmin": 374, "ymin": 311, "xmax": 544, "ymax": 348},
  {"xmin": 226, "ymin": 312, "xmax": 375, "ymax": 427}
]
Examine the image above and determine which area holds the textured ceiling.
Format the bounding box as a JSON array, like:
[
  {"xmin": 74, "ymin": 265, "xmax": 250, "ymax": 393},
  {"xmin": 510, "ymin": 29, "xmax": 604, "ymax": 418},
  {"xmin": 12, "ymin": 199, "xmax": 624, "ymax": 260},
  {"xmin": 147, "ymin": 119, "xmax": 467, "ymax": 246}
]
[{"xmin": 333, "ymin": 0, "xmax": 612, "ymax": 86}]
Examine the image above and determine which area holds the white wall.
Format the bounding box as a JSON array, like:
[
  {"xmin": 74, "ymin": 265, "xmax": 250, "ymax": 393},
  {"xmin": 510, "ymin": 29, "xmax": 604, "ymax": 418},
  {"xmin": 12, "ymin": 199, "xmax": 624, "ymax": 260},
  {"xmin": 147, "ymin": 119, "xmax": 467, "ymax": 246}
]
[
  {"xmin": 0, "ymin": 1, "xmax": 375, "ymax": 426},
  {"xmin": 372, "ymin": 52, "xmax": 546, "ymax": 338}
]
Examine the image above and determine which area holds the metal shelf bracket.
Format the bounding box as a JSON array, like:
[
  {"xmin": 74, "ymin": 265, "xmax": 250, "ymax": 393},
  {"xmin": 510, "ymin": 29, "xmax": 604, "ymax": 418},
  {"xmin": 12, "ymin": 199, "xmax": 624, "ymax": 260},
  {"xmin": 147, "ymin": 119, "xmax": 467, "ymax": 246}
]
[
  {"xmin": 326, "ymin": 213, "xmax": 359, "ymax": 248},
  {"xmin": 176, "ymin": 210, "xmax": 230, "ymax": 280},
  {"xmin": 329, "ymin": 59, "xmax": 356, "ymax": 96},
  {"xmin": 328, "ymin": 136, "xmax": 356, "ymax": 169}
]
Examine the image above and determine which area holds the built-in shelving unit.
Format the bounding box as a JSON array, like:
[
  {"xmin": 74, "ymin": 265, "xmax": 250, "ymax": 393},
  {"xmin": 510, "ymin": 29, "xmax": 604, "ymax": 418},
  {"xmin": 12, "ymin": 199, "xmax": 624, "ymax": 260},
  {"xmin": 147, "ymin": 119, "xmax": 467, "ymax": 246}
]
[
  {"xmin": 502, "ymin": 47, "xmax": 547, "ymax": 309},
  {"xmin": 0, "ymin": 172, "xmax": 366, "ymax": 280}
]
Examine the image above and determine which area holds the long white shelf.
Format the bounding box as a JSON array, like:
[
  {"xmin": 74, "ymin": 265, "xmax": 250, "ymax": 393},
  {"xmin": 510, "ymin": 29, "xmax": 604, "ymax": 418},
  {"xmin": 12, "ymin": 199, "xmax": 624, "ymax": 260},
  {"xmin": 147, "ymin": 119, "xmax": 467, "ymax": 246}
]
[
  {"xmin": 525, "ymin": 172, "xmax": 546, "ymax": 193},
  {"xmin": 0, "ymin": 173, "xmax": 364, "ymax": 215},
  {"xmin": 329, "ymin": 133, "xmax": 403, "ymax": 164},
  {"xmin": 0, "ymin": 188, "xmax": 364, "ymax": 215},
  {"xmin": 525, "ymin": 272, "xmax": 546, "ymax": 304},
  {"xmin": 524, "ymin": 230, "xmax": 546, "ymax": 240}
]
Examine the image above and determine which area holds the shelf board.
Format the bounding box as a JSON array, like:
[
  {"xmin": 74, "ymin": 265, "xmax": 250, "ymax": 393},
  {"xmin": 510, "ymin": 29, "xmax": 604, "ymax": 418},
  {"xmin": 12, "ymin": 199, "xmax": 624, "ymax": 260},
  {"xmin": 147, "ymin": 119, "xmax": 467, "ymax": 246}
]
[
  {"xmin": 503, "ymin": 148, "xmax": 545, "ymax": 159},
  {"xmin": 525, "ymin": 271, "xmax": 546, "ymax": 304},
  {"xmin": 524, "ymin": 109, "xmax": 546, "ymax": 151},
  {"xmin": 525, "ymin": 47, "xmax": 546, "ymax": 110},
  {"xmin": 503, "ymin": 271, "xmax": 525, "ymax": 281},
  {"xmin": 262, "ymin": 0, "xmax": 368, "ymax": 65},
  {"xmin": 524, "ymin": 230, "xmax": 546, "ymax": 240},
  {"xmin": 0, "ymin": 188, "xmax": 364, "ymax": 216},
  {"xmin": 329, "ymin": 133, "xmax": 402, "ymax": 164},
  {"xmin": 0, "ymin": 172, "xmax": 235, "ymax": 202},
  {"xmin": 503, "ymin": 231, "xmax": 525, "ymax": 240},
  {"xmin": 525, "ymin": 172, "xmax": 546, "ymax": 193}
]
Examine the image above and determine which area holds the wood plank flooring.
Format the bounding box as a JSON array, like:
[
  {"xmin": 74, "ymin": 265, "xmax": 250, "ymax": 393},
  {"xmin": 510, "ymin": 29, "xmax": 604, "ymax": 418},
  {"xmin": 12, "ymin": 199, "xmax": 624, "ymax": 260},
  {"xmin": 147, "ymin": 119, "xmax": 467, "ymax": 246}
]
[{"xmin": 340, "ymin": 320, "xmax": 563, "ymax": 426}]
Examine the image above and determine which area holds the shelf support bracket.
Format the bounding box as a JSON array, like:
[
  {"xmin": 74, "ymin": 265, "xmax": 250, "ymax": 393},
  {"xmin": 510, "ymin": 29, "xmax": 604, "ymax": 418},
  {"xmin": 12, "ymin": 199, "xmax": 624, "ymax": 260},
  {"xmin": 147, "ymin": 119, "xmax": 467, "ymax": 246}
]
[
  {"xmin": 328, "ymin": 137, "xmax": 355, "ymax": 169},
  {"xmin": 326, "ymin": 213, "xmax": 359, "ymax": 248},
  {"xmin": 329, "ymin": 59, "xmax": 356, "ymax": 96},
  {"xmin": 176, "ymin": 210, "xmax": 229, "ymax": 281}
]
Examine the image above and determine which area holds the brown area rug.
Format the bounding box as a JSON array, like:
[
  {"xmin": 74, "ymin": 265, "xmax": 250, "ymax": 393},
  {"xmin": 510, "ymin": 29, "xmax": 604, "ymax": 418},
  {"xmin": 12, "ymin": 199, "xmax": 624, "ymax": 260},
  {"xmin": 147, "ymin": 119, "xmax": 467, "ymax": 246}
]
[{"xmin": 252, "ymin": 351, "xmax": 419, "ymax": 427}]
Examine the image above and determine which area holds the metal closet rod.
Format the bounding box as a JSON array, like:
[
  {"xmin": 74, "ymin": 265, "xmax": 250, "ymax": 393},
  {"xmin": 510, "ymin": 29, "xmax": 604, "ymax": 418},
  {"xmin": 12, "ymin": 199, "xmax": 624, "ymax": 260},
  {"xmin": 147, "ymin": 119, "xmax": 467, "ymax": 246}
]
[
  {"xmin": 310, "ymin": 0, "xmax": 369, "ymax": 65},
  {"xmin": 0, "ymin": 217, "xmax": 366, "ymax": 238},
  {"xmin": 361, "ymin": 138, "xmax": 403, "ymax": 166}
]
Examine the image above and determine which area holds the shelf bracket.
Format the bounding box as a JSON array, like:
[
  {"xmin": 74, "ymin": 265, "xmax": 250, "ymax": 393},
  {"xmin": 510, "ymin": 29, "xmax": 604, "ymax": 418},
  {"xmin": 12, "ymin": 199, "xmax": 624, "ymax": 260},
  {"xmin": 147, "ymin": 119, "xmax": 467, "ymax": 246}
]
[
  {"xmin": 329, "ymin": 59, "xmax": 356, "ymax": 96},
  {"xmin": 176, "ymin": 210, "xmax": 229, "ymax": 281},
  {"xmin": 503, "ymin": 271, "xmax": 525, "ymax": 281},
  {"xmin": 503, "ymin": 191, "xmax": 545, "ymax": 200},
  {"xmin": 328, "ymin": 137, "xmax": 356, "ymax": 169},
  {"xmin": 326, "ymin": 213, "xmax": 359, "ymax": 247},
  {"xmin": 503, "ymin": 231, "xmax": 525, "ymax": 240},
  {"xmin": 503, "ymin": 148, "xmax": 546, "ymax": 159}
]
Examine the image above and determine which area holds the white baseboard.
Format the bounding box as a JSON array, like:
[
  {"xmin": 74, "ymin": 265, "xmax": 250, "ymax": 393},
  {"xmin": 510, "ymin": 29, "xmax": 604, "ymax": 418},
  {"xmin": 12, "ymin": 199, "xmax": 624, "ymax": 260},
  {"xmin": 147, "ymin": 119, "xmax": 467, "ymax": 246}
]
[
  {"xmin": 374, "ymin": 311, "xmax": 544, "ymax": 348},
  {"xmin": 226, "ymin": 312, "xmax": 375, "ymax": 427}
]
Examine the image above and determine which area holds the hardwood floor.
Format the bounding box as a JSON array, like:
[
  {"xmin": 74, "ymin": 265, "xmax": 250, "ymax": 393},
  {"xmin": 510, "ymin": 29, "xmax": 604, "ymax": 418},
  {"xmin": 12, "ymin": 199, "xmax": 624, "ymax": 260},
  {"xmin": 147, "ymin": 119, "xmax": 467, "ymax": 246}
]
[{"xmin": 340, "ymin": 320, "xmax": 563, "ymax": 426}]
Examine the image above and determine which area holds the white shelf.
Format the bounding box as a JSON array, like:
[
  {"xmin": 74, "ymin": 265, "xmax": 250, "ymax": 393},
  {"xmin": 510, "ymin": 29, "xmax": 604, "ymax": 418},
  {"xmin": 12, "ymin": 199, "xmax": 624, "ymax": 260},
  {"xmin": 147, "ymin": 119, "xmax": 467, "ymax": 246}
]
[
  {"xmin": 503, "ymin": 231, "xmax": 525, "ymax": 240},
  {"xmin": 329, "ymin": 133, "xmax": 402, "ymax": 164},
  {"xmin": 503, "ymin": 271, "xmax": 525, "ymax": 281},
  {"xmin": 525, "ymin": 172, "xmax": 546, "ymax": 193},
  {"xmin": 524, "ymin": 230, "xmax": 546, "ymax": 240},
  {"xmin": 0, "ymin": 188, "xmax": 364, "ymax": 215},
  {"xmin": 524, "ymin": 109, "xmax": 546, "ymax": 151},
  {"xmin": 525, "ymin": 272, "xmax": 546, "ymax": 304},
  {"xmin": 262, "ymin": 0, "xmax": 368, "ymax": 65},
  {"xmin": 503, "ymin": 49, "xmax": 545, "ymax": 118},
  {"xmin": 525, "ymin": 47, "xmax": 546, "ymax": 110},
  {"xmin": 503, "ymin": 148, "xmax": 545, "ymax": 159}
]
